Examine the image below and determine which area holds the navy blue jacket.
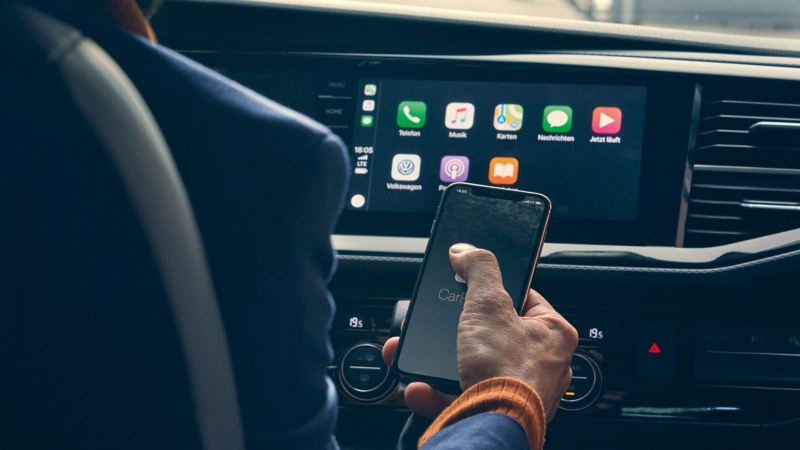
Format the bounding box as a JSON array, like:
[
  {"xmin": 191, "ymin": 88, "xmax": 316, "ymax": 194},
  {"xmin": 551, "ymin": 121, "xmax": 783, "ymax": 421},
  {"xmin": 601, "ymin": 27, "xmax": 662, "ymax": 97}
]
[{"xmin": 34, "ymin": 4, "xmax": 529, "ymax": 449}]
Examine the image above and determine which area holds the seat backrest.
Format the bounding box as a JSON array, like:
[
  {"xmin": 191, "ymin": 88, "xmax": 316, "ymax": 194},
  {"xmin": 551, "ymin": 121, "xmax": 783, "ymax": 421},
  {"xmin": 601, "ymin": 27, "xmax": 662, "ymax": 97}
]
[{"xmin": 0, "ymin": 3, "xmax": 244, "ymax": 449}]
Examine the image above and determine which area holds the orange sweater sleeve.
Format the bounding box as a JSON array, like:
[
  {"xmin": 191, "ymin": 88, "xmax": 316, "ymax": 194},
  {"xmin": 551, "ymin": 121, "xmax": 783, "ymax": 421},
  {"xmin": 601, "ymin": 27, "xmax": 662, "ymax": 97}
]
[{"xmin": 418, "ymin": 377, "xmax": 546, "ymax": 450}]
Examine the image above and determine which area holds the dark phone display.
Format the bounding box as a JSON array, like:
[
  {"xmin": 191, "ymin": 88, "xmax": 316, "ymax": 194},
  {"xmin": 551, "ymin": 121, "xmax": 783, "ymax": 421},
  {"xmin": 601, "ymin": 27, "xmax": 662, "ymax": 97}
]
[{"xmin": 397, "ymin": 186, "xmax": 547, "ymax": 384}]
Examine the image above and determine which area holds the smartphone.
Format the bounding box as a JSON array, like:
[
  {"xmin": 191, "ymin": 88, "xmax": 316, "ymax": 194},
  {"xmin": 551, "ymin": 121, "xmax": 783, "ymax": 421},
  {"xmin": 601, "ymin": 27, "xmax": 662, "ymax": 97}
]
[{"xmin": 393, "ymin": 183, "xmax": 551, "ymax": 393}]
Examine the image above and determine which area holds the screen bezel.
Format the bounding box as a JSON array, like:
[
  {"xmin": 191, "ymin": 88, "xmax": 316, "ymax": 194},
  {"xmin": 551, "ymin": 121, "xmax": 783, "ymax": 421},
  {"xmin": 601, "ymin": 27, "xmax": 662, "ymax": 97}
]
[
  {"xmin": 334, "ymin": 59, "xmax": 695, "ymax": 246},
  {"xmin": 393, "ymin": 183, "xmax": 552, "ymax": 392}
]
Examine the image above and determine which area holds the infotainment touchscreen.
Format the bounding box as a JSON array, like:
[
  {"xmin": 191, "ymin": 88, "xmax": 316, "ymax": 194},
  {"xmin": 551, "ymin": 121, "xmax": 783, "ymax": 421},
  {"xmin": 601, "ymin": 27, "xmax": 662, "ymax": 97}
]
[{"xmin": 345, "ymin": 79, "xmax": 647, "ymax": 222}]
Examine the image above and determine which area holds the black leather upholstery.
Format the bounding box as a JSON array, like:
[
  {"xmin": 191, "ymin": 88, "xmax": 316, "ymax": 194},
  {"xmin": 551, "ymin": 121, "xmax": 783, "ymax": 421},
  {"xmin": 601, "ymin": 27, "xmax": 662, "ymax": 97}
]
[{"xmin": 0, "ymin": 3, "xmax": 244, "ymax": 449}]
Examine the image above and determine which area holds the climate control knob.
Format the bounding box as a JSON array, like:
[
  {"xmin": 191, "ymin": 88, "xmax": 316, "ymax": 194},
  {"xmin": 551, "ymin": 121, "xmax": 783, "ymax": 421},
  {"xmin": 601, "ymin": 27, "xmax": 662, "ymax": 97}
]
[
  {"xmin": 559, "ymin": 352, "xmax": 603, "ymax": 411},
  {"xmin": 338, "ymin": 342, "xmax": 397, "ymax": 403}
]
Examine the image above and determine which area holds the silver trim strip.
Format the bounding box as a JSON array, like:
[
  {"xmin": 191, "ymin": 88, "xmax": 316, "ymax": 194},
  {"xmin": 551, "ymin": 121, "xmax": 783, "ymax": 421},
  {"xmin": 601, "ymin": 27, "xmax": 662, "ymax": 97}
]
[
  {"xmin": 749, "ymin": 121, "xmax": 800, "ymax": 131},
  {"xmin": 333, "ymin": 235, "xmax": 427, "ymax": 254},
  {"xmin": 290, "ymin": 51, "xmax": 800, "ymax": 82},
  {"xmin": 347, "ymin": 365, "xmax": 383, "ymax": 371},
  {"xmin": 333, "ymin": 227, "xmax": 800, "ymax": 265},
  {"xmin": 741, "ymin": 202, "xmax": 800, "ymax": 212},
  {"xmin": 695, "ymin": 165, "xmax": 800, "ymax": 176},
  {"xmin": 706, "ymin": 350, "xmax": 800, "ymax": 358},
  {"xmin": 317, "ymin": 94, "xmax": 353, "ymax": 100}
]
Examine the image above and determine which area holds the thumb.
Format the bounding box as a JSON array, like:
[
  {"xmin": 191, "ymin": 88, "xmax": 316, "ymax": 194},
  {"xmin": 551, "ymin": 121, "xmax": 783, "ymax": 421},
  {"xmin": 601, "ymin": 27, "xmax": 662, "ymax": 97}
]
[
  {"xmin": 449, "ymin": 243, "xmax": 504, "ymax": 289},
  {"xmin": 450, "ymin": 244, "xmax": 517, "ymax": 326}
]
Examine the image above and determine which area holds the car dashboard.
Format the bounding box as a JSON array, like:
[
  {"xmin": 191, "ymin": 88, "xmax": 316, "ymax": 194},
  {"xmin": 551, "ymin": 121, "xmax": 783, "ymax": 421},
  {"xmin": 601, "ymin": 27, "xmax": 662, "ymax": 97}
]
[{"xmin": 153, "ymin": 1, "xmax": 800, "ymax": 448}]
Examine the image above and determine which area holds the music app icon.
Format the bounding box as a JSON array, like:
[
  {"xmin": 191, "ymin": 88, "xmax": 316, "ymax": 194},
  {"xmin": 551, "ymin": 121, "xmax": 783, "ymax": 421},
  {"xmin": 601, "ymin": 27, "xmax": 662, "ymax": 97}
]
[{"xmin": 445, "ymin": 102, "xmax": 475, "ymax": 130}]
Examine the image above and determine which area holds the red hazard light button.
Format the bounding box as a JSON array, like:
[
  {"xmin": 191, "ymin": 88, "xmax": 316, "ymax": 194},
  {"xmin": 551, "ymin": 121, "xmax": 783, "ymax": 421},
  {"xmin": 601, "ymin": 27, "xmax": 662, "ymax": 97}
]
[{"xmin": 635, "ymin": 322, "xmax": 677, "ymax": 378}]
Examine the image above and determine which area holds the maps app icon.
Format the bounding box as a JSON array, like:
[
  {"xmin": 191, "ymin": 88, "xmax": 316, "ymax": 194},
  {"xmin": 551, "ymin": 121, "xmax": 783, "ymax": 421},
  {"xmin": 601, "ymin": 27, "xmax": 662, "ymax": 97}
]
[{"xmin": 440, "ymin": 156, "xmax": 470, "ymax": 182}]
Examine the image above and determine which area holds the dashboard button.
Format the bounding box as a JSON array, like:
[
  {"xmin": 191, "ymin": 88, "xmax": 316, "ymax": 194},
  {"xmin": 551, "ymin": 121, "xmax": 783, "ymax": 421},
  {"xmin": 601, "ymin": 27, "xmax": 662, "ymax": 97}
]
[
  {"xmin": 317, "ymin": 79, "xmax": 352, "ymax": 93},
  {"xmin": 742, "ymin": 327, "xmax": 780, "ymax": 353},
  {"xmin": 634, "ymin": 322, "xmax": 677, "ymax": 378},
  {"xmin": 316, "ymin": 98, "xmax": 353, "ymax": 126},
  {"xmin": 560, "ymin": 353, "xmax": 603, "ymax": 411},
  {"xmin": 338, "ymin": 343, "xmax": 396, "ymax": 403},
  {"xmin": 564, "ymin": 378, "xmax": 592, "ymax": 402},
  {"xmin": 780, "ymin": 328, "xmax": 800, "ymax": 355},
  {"xmin": 697, "ymin": 325, "xmax": 738, "ymax": 352}
]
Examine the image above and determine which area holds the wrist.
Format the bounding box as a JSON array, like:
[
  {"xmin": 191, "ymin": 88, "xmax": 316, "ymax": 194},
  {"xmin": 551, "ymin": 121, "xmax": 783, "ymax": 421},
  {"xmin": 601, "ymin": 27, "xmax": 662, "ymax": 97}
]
[{"xmin": 419, "ymin": 377, "xmax": 546, "ymax": 450}]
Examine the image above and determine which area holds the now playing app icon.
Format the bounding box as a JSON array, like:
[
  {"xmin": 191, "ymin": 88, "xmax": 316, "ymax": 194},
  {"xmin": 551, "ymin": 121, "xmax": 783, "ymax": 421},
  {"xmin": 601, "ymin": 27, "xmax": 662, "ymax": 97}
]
[
  {"xmin": 592, "ymin": 107, "xmax": 622, "ymax": 135},
  {"xmin": 439, "ymin": 156, "xmax": 470, "ymax": 183}
]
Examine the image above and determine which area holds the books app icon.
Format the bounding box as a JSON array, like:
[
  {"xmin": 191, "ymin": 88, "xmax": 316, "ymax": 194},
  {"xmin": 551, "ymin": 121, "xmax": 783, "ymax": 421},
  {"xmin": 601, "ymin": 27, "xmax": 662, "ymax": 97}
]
[{"xmin": 489, "ymin": 157, "xmax": 519, "ymax": 185}]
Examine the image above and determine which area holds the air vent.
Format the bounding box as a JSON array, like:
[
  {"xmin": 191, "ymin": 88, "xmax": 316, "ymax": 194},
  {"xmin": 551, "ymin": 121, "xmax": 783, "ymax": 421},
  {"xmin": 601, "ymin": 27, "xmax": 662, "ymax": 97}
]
[{"xmin": 684, "ymin": 97, "xmax": 800, "ymax": 247}]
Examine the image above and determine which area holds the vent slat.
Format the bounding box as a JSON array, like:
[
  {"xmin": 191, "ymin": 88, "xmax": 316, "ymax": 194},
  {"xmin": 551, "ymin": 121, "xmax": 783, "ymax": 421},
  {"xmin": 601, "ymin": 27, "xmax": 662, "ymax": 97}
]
[
  {"xmin": 685, "ymin": 93, "xmax": 800, "ymax": 247},
  {"xmin": 687, "ymin": 214, "xmax": 743, "ymax": 221},
  {"xmin": 693, "ymin": 184, "xmax": 800, "ymax": 194},
  {"xmin": 686, "ymin": 229, "xmax": 747, "ymax": 236},
  {"xmin": 694, "ymin": 165, "xmax": 800, "ymax": 176}
]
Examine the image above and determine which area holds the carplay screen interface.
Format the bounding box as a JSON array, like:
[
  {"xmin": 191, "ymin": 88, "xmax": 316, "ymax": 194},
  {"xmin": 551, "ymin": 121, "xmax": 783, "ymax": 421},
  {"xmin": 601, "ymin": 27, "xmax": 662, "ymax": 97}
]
[
  {"xmin": 346, "ymin": 79, "xmax": 647, "ymax": 221},
  {"xmin": 397, "ymin": 186, "xmax": 547, "ymax": 383}
]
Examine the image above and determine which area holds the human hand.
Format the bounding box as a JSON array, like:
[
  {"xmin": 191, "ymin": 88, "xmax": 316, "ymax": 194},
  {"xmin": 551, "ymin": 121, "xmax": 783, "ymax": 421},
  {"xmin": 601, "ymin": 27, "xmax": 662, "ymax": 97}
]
[
  {"xmin": 450, "ymin": 243, "xmax": 578, "ymax": 421},
  {"xmin": 382, "ymin": 243, "xmax": 577, "ymax": 421},
  {"xmin": 382, "ymin": 337, "xmax": 454, "ymax": 418}
]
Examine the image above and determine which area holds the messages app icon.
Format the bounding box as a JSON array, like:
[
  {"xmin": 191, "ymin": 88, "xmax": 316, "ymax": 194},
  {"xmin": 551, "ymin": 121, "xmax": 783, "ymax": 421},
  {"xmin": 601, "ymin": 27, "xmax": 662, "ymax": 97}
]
[{"xmin": 542, "ymin": 105, "xmax": 573, "ymax": 133}]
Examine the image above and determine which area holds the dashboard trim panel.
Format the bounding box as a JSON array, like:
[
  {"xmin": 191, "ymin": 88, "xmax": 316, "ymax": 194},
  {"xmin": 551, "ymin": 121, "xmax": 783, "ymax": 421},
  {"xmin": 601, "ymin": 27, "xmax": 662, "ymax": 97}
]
[
  {"xmin": 287, "ymin": 52, "xmax": 800, "ymax": 82},
  {"xmin": 181, "ymin": 0, "xmax": 800, "ymax": 57},
  {"xmin": 334, "ymin": 227, "xmax": 800, "ymax": 271}
]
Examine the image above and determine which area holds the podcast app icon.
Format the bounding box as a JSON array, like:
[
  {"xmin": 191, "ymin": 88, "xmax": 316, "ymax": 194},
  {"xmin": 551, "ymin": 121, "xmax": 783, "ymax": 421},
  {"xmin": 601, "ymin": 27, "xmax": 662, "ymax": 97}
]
[{"xmin": 440, "ymin": 156, "xmax": 470, "ymax": 183}]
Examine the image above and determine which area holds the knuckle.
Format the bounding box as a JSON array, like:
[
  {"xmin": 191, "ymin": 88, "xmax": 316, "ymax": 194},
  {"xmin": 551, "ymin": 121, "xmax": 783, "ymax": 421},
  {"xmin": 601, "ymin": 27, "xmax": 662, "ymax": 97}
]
[
  {"xmin": 565, "ymin": 324, "xmax": 579, "ymax": 349},
  {"xmin": 470, "ymin": 249, "xmax": 499, "ymax": 266},
  {"xmin": 493, "ymin": 289, "xmax": 513, "ymax": 306},
  {"xmin": 551, "ymin": 316, "xmax": 580, "ymax": 348}
]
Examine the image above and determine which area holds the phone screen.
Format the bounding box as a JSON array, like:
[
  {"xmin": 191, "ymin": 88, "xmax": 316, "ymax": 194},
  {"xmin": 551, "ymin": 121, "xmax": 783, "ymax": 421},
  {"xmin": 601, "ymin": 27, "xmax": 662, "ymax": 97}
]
[{"xmin": 396, "ymin": 184, "xmax": 550, "ymax": 386}]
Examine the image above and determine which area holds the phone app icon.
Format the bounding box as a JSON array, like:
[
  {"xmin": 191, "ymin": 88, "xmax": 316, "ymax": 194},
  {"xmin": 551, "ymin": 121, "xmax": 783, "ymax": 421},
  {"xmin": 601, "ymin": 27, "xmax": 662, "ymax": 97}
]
[
  {"xmin": 542, "ymin": 105, "xmax": 573, "ymax": 133},
  {"xmin": 364, "ymin": 84, "xmax": 377, "ymax": 96},
  {"xmin": 445, "ymin": 103, "xmax": 475, "ymax": 130},
  {"xmin": 391, "ymin": 154, "xmax": 422, "ymax": 181},
  {"xmin": 493, "ymin": 104, "xmax": 524, "ymax": 131},
  {"xmin": 397, "ymin": 101, "xmax": 427, "ymax": 128},
  {"xmin": 592, "ymin": 107, "xmax": 622, "ymax": 134},
  {"xmin": 440, "ymin": 156, "xmax": 470, "ymax": 182},
  {"xmin": 488, "ymin": 157, "xmax": 519, "ymax": 185},
  {"xmin": 360, "ymin": 115, "xmax": 374, "ymax": 127}
]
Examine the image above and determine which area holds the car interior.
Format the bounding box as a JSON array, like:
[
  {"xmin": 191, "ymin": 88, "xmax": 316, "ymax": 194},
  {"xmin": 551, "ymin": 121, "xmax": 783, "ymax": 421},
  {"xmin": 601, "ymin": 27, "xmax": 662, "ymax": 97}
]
[{"xmin": 4, "ymin": 0, "xmax": 800, "ymax": 449}]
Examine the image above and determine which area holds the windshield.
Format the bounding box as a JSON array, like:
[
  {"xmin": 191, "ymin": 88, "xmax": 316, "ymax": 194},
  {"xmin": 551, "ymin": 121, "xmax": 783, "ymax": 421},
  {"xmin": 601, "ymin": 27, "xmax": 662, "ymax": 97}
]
[{"xmin": 356, "ymin": 0, "xmax": 800, "ymax": 41}]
